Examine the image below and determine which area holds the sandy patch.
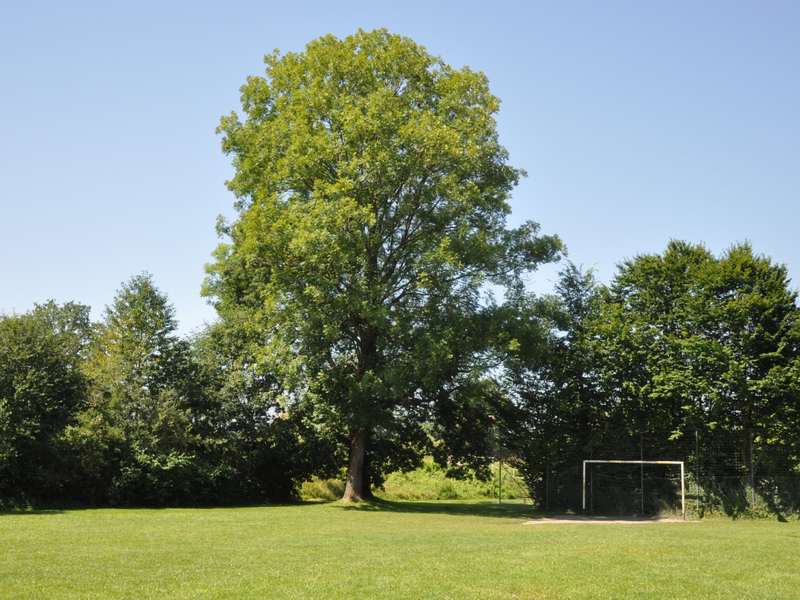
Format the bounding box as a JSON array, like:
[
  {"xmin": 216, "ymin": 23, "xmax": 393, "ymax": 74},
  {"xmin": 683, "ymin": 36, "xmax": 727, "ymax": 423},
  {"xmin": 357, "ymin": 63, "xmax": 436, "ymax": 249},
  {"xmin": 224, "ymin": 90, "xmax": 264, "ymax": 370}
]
[{"xmin": 524, "ymin": 515, "xmax": 694, "ymax": 525}]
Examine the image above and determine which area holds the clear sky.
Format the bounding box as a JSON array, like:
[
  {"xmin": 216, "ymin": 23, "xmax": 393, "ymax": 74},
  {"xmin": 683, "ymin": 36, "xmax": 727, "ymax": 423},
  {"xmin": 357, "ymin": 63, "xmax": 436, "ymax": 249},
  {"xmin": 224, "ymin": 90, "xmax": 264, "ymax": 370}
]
[{"xmin": 2, "ymin": 1, "xmax": 798, "ymax": 333}]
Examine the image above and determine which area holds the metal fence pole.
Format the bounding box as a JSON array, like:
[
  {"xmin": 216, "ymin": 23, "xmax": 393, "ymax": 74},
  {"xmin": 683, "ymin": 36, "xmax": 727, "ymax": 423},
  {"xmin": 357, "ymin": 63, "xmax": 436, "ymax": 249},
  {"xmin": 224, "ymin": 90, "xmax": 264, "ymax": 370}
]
[
  {"xmin": 499, "ymin": 455, "xmax": 502, "ymax": 507},
  {"xmin": 582, "ymin": 460, "xmax": 586, "ymax": 516},
  {"xmin": 750, "ymin": 429, "xmax": 755, "ymax": 506},
  {"xmin": 545, "ymin": 444, "xmax": 549, "ymax": 512},
  {"xmin": 544, "ymin": 446, "xmax": 550, "ymax": 510},
  {"xmin": 681, "ymin": 462, "xmax": 686, "ymax": 521},
  {"xmin": 589, "ymin": 449, "xmax": 593, "ymax": 513},
  {"xmin": 696, "ymin": 429, "xmax": 700, "ymax": 513},
  {"xmin": 640, "ymin": 433, "xmax": 644, "ymax": 515}
]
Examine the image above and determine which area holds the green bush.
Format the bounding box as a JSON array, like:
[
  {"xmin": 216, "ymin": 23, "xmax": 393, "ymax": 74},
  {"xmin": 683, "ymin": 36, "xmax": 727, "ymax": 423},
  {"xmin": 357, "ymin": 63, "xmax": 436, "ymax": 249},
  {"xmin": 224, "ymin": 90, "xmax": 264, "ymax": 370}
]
[
  {"xmin": 301, "ymin": 477, "xmax": 346, "ymax": 501},
  {"xmin": 377, "ymin": 459, "xmax": 520, "ymax": 501},
  {"xmin": 299, "ymin": 460, "xmax": 516, "ymax": 502}
]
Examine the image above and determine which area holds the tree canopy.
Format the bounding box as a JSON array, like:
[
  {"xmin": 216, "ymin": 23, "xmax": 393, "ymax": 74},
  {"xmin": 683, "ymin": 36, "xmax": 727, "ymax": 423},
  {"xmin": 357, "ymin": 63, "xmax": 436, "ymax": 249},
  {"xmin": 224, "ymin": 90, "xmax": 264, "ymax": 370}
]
[
  {"xmin": 587, "ymin": 241, "xmax": 800, "ymax": 435},
  {"xmin": 0, "ymin": 302, "xmax": 91, "ymax": 502}
]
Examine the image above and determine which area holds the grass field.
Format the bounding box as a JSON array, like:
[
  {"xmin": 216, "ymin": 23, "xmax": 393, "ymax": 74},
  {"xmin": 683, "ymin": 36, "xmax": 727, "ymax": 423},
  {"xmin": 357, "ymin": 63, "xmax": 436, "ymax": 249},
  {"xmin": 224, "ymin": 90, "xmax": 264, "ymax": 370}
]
[{"xmin": 2, "ymin": 500, "xmax": 799, "ymax": 599}]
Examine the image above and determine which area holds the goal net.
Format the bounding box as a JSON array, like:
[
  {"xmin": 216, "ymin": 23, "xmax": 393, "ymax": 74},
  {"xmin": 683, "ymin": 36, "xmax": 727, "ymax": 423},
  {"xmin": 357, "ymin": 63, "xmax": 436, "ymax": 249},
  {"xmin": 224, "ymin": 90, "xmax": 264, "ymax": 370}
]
[{"xmin": 583, "ymin": 460, "xmax": 685, "ymax": 520}]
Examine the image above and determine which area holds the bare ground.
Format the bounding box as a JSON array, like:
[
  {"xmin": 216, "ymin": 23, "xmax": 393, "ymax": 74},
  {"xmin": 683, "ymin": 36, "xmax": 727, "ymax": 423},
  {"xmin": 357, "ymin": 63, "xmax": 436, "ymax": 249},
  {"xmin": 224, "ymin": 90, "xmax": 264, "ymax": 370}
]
[{"xmin": 523, "ymin": 515, "xmax": 696, "ymax": 524}]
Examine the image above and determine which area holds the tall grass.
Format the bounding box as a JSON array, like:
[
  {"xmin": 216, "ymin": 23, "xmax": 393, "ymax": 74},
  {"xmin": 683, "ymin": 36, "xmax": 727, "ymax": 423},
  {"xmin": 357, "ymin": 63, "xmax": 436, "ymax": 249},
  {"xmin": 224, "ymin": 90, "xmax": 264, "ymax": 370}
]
[{"xmin": 302, "ymin": 459, "xmax": 529, "ymax": 501}]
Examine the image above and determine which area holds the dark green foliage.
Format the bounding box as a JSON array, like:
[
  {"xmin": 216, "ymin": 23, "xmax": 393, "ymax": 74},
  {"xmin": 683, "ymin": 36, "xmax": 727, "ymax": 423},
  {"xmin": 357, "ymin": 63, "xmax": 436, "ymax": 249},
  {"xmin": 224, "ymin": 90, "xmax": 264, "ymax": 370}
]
[
  {"xmin": 0, "ymin": 302, "xmax": 91, "ymax": 504},
  {"xmin": 590, "ymin": 241, "xmax": 800, "ymax": 436},
  {"xmin": 63, "ymin": 274, "xmax": 336, "ymax": 506},
  {"xmin": 62, "ymin": 273, "xmax": 203, "ymax": 506},
  {"xmin": 2, "ymin": 241, "xmax": 797, "ymax": 511},
  {"xmin": 187, "ymin": 316, "xmax": 344, "ymax": 503},
  {"xmin": 502, "ymin": 243, "xmax": 800, "ymax": 514},
  {"xmin": 496, "ymin": 263, "xmax": 600, "ymax": 499},
  {"xmin": 0, "ymin": 276, "xmax": 351, "ymax": 508}
]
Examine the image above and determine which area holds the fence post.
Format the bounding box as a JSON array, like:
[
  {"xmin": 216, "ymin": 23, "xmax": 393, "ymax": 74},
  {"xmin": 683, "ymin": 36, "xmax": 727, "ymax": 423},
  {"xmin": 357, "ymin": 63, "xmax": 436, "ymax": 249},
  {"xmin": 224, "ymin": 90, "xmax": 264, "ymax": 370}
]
[
  {"xmin": 499, "ymin": 455, "xmax": 502, "ymax": 507},
  {"xmin": 590, "ymin": 450, "xmax": 594, "ymax": 514},
  {"xmin": 582, "ymin": 460, "xmax": 586, "ymax": 516},
  {"xmin": 640, "ymin": 433, "xmax": 644, "ymax": 515},
  {"xmin": 695, "ymin": 429, "xmax": 700, "ymax": 513},
  {"xmin": 750, "ymin": 429, "xmax": 755, "ymax": 506},
  {"xmin": 545, "ymin": 444, "xmax": 549, "ymax": 512}
]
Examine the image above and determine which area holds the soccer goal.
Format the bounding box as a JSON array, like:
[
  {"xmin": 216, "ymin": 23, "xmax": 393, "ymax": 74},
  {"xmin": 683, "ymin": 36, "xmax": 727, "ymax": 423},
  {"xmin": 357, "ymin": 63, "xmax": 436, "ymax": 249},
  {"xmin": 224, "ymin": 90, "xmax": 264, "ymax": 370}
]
[{"xmin": 582, "ymin": 460, "xmax": 685, "ymax": 520}]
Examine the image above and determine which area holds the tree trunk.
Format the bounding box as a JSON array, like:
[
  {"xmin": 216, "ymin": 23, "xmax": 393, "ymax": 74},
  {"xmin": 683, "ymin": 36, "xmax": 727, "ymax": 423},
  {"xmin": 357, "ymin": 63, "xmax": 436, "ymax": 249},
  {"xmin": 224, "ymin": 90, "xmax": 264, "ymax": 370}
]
[{"xmin": 342, "ymin": 427, "xmax": 368, "ymax": 502}]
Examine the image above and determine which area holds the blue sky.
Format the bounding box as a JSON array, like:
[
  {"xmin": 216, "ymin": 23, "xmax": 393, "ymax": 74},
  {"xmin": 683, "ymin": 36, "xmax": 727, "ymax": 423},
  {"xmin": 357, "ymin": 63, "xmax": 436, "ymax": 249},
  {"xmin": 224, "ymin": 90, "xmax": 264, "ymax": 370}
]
[{"xmin": 2, "ymin": 1, "xmax": 798, "ymax": 333}]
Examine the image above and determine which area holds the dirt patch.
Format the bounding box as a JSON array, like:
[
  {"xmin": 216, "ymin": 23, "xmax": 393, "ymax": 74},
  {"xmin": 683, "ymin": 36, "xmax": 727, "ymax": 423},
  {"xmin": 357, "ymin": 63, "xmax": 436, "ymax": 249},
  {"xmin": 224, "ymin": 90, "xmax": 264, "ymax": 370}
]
[{"xmin": 524, "ymin": 515, "xmax": 695, "ymax": 525}]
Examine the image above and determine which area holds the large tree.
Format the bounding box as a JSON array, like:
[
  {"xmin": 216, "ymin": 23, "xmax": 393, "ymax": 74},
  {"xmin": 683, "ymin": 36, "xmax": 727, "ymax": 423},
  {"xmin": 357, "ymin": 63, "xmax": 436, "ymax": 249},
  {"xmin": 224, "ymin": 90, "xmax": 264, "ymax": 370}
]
[{"xmin": 204, "ymin": 29, "xmax": 561, "ymax": 501}]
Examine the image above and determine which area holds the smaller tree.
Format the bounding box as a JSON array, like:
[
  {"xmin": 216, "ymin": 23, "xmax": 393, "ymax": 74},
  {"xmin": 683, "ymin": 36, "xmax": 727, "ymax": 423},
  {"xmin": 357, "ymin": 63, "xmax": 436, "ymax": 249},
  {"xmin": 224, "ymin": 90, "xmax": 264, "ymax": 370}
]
[
  {"xmin": 189, "ymin": 314, "xmax": 342, "ymax": 502},
  {"xmin": 90, "ymin": 273, "xmax": 189, "ymax": 406},
  {"xmin": 499, "ymin": 263, "xmax": 603, "ymax": 502},
  {"xmin": 0, "ymin": 302, "xmax": 91, "ymax": 503},
  {"xmin": 700, "ymin": 243, "xmax": 800, "ymax": 434},
  {"xmin": 589, "ymin": 241, "xmax": 718, "ymax": 433},
  {"xmin": 585, "ymin": 241, "xmax": 800, "ymax": 443},
  {"xmin": 84, "ymin": 273, "xmax": 198, "ymax": 505}
]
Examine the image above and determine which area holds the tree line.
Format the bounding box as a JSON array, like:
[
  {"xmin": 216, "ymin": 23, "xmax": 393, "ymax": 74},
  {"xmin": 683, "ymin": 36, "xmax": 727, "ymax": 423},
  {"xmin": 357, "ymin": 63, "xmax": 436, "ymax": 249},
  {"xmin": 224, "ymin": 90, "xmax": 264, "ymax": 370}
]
[
  {"xmin": 502, "ymin": 241, "xmax": 800, "ymax": 504},
  {"xmin": 0, "ymin": 274, "xmax": 338, "ymax": 507},
  {"xmin": 2, "ymin": 30, "xmax": 799, "ymax": 507}
]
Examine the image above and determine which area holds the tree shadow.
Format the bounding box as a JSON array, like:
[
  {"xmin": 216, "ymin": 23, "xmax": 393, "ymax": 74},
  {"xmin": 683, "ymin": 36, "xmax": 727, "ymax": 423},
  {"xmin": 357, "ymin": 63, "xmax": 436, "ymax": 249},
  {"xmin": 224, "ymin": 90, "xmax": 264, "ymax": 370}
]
[
  {"xmin": 329, "ymin": 498, "xmax": 540, "ymax": 520},
  {"xmin": 0, "ymin": 500, "xmax": 540, "ymax": 520},
  {"xmin": 0, "ymin": 502, "xmax": 286, "ymax": 515},
  {"xmin": 0, "ymin": 509, "xmax": 66, "ymax": 517}
]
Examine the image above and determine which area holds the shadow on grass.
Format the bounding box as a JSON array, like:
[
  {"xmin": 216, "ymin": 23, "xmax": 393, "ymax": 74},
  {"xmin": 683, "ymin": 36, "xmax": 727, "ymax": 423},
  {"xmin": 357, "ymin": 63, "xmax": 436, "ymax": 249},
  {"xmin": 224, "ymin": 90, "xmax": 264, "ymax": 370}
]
[
  {"xmin": 0, "ymin": 501, "xmax": 291, "ymax": 515},
  {"xmin": 0, "ymin": 509, "xmax": 67, "ymax": 517},
  {"xmin": 328, "ymin": 498, "xmax": 541, "ymax": 520},
  {"xmin": 0, "ymin": 499, "xmax": 541, "ymax": 520}
]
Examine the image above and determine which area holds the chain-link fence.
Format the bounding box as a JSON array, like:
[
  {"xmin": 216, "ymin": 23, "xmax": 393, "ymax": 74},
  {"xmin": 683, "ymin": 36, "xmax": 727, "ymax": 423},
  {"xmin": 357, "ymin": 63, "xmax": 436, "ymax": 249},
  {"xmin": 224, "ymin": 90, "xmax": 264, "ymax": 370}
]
[{"xmin": 518, "ymin": 429, "xmax": 800, "ymax": 518}]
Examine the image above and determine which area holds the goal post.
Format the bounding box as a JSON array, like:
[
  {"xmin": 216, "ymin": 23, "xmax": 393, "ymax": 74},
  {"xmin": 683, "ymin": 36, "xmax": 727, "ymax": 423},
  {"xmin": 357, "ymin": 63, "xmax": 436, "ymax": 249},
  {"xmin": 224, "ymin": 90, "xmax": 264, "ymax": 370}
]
[{"xmin": 582, "ymin": 460, "xmax": 685, "ymax": 520}]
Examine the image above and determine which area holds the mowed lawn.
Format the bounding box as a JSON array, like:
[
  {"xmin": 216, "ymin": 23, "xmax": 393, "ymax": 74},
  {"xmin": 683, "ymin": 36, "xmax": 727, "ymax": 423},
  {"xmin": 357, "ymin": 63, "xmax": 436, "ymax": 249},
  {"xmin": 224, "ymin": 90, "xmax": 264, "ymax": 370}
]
[{"xmin": 1, "ymin": 501, "xmax": 798, "ymax": 599}]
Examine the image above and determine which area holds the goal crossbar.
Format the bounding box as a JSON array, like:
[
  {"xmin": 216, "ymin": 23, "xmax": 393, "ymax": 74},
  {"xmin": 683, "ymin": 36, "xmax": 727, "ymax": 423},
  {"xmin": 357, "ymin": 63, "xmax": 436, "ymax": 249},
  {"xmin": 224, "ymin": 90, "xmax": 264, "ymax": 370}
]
[{"xmin": 582, "ymin": 460, "xmax": 685, "ymax": 520}]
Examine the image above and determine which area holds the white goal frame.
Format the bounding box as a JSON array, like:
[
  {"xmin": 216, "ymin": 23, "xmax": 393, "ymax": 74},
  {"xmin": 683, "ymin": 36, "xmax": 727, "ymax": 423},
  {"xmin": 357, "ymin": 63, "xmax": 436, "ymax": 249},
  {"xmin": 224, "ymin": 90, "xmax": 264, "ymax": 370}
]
[{"xmin": 582, "ymin": 460, "xmax": 685, "ymax": 521}]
